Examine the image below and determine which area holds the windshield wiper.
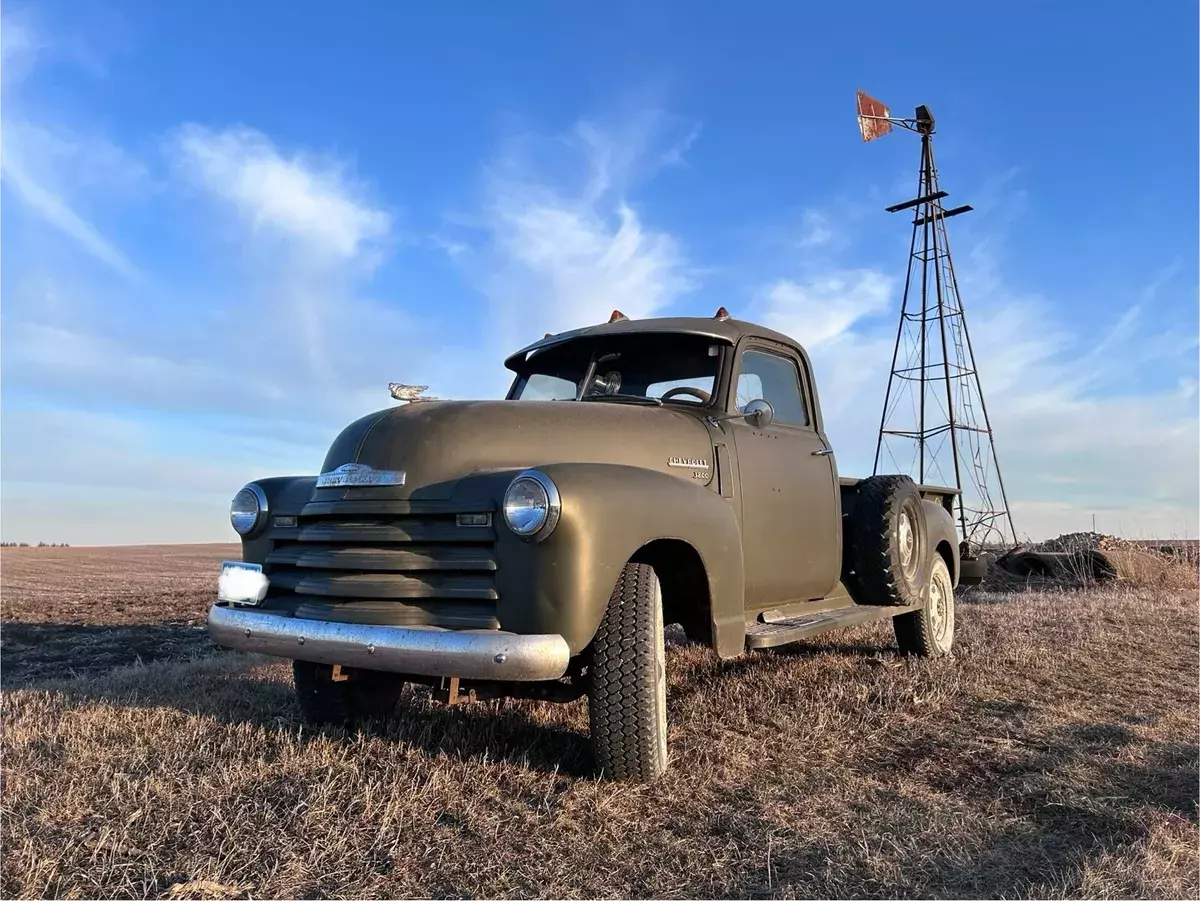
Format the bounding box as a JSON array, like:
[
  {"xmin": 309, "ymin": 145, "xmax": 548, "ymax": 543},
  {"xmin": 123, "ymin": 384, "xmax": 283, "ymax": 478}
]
[{"xmin": 578, "ymin": 393, "xmax": 663, "ymax": 406}]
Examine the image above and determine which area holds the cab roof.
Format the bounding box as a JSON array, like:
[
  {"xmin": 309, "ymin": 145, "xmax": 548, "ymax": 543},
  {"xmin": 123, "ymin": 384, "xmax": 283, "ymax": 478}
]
[{"xmin": 504, "ymin": 315, "xmax": 804, "ymax": 371}]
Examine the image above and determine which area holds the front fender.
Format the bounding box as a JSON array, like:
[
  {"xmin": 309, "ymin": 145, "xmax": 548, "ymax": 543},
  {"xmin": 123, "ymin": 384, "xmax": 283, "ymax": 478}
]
[
  {"xmin": 240, "ymin": 475, "xmax": 318, "ymax": 564},
  {"xmin": 493, "ymin": 463, "xmax": 745, "ymax": 656},
  {"xmin": 921, "ymin": 499, "xmax": 961, "ymax": 587}
]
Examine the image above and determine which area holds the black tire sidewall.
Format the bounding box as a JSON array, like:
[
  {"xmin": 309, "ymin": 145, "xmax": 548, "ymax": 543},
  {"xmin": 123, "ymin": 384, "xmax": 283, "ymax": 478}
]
[{"xmin": 852, "ymin": 476, "xmax": 930, "ymax": 607}]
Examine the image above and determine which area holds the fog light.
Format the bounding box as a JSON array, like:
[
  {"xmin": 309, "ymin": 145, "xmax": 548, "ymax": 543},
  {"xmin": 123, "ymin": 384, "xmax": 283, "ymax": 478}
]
[{"xmin": 218, "ymin": 561, "xmax": 269, "ymax": 605}]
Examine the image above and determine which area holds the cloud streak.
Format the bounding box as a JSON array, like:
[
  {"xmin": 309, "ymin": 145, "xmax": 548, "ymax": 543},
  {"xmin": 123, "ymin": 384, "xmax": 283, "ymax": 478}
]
[
  {"xmin": 461, "ymin": 117, "xmax": 697, "ymax": 358},
  {"xmin": 173, "ymin": 125, "xmax": 391, "ymax": 261},
  {"xmin": 755, "ymin": 209, "xmax": 1198, "ymax": 540},
  {"xmin": 1, "ymin": 133, "xmax": 143, "ymax": 280}
]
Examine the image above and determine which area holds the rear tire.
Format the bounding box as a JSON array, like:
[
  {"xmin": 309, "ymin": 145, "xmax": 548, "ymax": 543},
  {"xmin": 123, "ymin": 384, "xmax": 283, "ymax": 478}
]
[
  {"xmin": 587, "ymin": 562, "xmax": 669, "ymax": 781},
  {"xmin": 850, "ymin": 475, "xmax": 928, "ymax": 606},
  {"xmin": 293, "ymin": 661, "xmax": 404, "ymax": 726},
  {"xmin": 894, "ymin": 555, "xmax": 955, "ymax": 657}
]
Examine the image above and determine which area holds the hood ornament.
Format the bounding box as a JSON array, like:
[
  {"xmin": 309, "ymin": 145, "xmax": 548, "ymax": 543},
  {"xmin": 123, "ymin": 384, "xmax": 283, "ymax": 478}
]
[{"xmin": 389, "ymin": 383, "xmax": 439, "ymax": 403}]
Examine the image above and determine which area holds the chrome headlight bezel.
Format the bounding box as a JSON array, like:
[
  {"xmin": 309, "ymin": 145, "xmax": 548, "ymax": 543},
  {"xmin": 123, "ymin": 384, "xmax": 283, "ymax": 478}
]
[
  {"xmin": 502, "ymin": 469, "xmax": 561, "ymax": 542},
  {"xmin": 230, "ymin": 483, "xmax": 269, "ymax": 537}
]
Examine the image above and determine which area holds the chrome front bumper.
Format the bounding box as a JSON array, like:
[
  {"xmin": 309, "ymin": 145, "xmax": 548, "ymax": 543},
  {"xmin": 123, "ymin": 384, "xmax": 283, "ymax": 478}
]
[{"xmin": 207, "ymin": 603, "xmax": 571, "ymax": 681}]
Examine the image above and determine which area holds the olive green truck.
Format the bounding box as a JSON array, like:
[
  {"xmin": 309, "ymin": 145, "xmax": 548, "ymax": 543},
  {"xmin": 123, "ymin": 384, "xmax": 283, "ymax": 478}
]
[{"xmin": 209, "ymin": 311, "xmax": 982, "ymax": 780}]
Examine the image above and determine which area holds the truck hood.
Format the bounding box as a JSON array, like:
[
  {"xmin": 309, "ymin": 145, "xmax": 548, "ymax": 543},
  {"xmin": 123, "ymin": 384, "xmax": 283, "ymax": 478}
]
[{"xmin": 317, "ymin": 400, "xmax": 716, "ymax": 500}]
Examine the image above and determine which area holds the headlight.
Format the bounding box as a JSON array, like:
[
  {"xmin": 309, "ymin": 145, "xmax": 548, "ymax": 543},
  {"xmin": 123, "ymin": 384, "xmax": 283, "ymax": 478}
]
[
  {"xmin": 230, "ymin": 483, "xmax": 268, "ymax": 536},
  {"xmin": 502, "ymin": 470, "xmax": 560, "ymax": 541}
]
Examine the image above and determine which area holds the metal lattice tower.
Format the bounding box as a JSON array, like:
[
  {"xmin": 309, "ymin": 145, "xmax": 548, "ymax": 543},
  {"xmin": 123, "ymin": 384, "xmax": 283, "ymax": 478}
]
[{"xmin": 857, "ymin": 91, "xmax": 1017, "ymax": 553}]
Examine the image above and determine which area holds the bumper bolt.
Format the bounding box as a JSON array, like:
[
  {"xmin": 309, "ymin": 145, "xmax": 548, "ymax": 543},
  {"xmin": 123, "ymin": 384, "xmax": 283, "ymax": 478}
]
[
  {"xmin": 367, "ymin": 644, "xmax": 375, "ymax": 655},
  {"xmin": 297, "ymin": 636, "xmax": 305, "ymax": 645},
  {"xmin": 244, "ymin": 629, "xmax": 251, "ymax": 638},
  {"xmin": 494, "ymin": 653, "xmax": 507, "ymax": 664}
]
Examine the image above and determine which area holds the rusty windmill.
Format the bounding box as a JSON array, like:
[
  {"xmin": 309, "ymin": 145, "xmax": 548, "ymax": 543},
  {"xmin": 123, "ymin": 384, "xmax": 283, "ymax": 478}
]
[{"xmin": 856, "ymin": 90, "xmax": 1017, "ymax": 554}]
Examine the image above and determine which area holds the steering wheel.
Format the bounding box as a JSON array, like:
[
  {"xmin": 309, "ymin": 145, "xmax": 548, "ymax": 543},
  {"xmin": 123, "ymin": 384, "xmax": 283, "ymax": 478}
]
[{"xmin": 659, "ymin": 385, "xmax": 712, "ymax": 404}]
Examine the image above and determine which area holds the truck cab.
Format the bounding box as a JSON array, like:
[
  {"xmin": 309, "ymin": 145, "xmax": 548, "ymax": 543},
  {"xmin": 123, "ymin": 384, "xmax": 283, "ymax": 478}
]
[{"xmin": 209, "ymin": 311, "xmax": 966, "ymax": 781}]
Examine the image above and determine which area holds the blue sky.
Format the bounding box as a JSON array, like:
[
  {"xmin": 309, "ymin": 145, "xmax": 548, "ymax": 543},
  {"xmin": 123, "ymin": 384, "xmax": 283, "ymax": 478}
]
[{"xmin": 2, "ymin": 0, "xmax": 1197, "ymax": 544}]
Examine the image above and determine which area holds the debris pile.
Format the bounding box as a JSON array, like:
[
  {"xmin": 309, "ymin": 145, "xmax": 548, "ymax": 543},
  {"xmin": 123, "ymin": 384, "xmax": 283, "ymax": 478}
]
[
  {"xmin": 1031, "ymin": 532, "xmax": 1136, "ymax": 553},
  {"xmin": 992, "ymin": 531, "xmax": 1197, "ymax": 590}
]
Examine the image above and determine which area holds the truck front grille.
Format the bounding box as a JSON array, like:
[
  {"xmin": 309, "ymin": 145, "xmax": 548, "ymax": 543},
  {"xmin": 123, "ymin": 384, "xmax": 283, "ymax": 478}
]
[{"xmin": 263, "ymin": 500, "xmax": 499, "ymax": 629}]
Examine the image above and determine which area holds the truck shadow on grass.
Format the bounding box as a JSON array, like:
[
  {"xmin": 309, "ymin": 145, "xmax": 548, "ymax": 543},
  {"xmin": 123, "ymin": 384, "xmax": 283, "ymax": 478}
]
[
  {"xmin": 1, "ymin": 621, "xmax": 216, "ymax": 686},
  {"xmin": 5, "ymin": 621, "xmax": 902, "ymax": 780},
  {"xmin": 5, "ymin": 622, "xmax": 599, "ymax": 776}
]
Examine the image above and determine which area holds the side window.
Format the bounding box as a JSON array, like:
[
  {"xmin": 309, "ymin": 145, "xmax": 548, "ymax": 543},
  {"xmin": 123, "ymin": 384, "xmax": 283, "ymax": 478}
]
[{"xmin": 736, "ymin": 350, "xmax": 809, "ymax": 426}]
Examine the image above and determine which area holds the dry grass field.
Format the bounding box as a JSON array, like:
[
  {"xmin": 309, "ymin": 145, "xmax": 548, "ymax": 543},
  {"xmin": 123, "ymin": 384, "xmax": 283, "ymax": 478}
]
[{"xmin": 2, "ymin": 545, "xmax": 1197, "ymax": 899}]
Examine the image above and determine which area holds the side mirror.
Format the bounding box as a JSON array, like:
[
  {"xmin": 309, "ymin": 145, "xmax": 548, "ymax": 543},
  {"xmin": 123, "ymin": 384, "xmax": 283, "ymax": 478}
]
[{"xmin": 743, "ymin": 398, "xmax": 774, "ymax": 428}]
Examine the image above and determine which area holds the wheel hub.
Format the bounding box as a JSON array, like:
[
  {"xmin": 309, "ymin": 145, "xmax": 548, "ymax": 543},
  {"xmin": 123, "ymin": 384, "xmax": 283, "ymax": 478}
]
[
  {"xmin": 928, "ymin": 573, "xmax": 949, "ymax": 641},
  {"xmin": 898, "ymin": 511, "xmax": 916, "ymax": 574}
]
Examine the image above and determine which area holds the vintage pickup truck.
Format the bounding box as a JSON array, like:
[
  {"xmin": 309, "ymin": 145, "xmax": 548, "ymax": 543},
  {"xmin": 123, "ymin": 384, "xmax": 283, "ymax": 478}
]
[{"xmin": 209, "ymin": 310, "xmax": 979, "ymax": 780}]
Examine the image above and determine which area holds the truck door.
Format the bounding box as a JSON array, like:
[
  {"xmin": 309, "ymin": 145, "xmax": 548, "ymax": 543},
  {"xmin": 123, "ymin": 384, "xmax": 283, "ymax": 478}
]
[{"xmin": 726, "ymin": 343, "xmax": 841, "ymax": 609}]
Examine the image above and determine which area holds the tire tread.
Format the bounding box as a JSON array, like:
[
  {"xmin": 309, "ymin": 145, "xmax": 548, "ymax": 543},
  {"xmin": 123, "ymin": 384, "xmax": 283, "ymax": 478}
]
[
  {"xmin": 588, "ymin": 562, "xmax": 667, "ymax": 781},
  {"xmin": 850, "ymin": 475, "xmax": 925, "ymax": 607}
]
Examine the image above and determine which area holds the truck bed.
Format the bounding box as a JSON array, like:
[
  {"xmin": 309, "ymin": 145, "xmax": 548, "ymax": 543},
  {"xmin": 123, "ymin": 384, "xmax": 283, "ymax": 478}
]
[{"xmin": 839, "ymin": 476, "xmax": 959, "ymax": 516}]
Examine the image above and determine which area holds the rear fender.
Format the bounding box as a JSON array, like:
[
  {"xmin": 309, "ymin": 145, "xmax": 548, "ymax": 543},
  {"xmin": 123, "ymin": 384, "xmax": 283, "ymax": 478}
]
[
  {"xmin": 493, "ymin": 463, "xmax": 745, "ymax": 657},
  {"xmin": 921, "ymin": 499, "xmax": 961, "ymax": 587}
]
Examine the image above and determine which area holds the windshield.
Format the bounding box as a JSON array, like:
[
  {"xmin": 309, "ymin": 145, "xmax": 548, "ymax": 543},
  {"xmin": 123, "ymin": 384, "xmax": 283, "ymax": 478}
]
[{"xmin": 508, "ymin": 333, "xmax": 724, "ymax": 406}]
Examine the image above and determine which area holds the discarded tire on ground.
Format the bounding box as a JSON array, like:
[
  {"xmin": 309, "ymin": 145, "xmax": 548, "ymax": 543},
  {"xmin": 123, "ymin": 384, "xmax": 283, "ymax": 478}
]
[{"xmin": 996, "ymin": 549, "xmax": 1116, "ymax": 583}]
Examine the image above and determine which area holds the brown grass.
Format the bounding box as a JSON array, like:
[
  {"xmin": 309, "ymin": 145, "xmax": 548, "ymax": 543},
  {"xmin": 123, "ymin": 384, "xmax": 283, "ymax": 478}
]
[
  {"xmin": 1104, "ymin": 545, "xmax": 1200, "ymax": 592},
  {"xmin": 2, "ymin": 546, "xmax": 1198, "ymax": 899},
  {"xmin": 1, "ymin": 544, "xmax": 238, "ymax": 683}
]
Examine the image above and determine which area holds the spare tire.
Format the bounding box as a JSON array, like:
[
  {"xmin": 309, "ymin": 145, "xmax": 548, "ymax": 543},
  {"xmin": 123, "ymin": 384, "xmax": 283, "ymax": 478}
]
[{"xmin": 849, "ymin": 475, "xmax": 928, "ymax": 607}]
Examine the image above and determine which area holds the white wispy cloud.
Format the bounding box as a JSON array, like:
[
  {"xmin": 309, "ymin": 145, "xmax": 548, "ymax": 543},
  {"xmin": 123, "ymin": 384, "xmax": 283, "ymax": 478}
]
[
  {"xmin": 757, "ymin": 208, "xmax": 1198, "ymax": 541},
  {"xmin": 0, "ymin": 148, "xmax": 143, "ymax": 280},
  {"xmin": 1, "ymin": 17, "xmax": 145, "ymax": 280},
  {"xmin": 764, "ymin": 270, "xmax": 892, "ymax": 347},
  {"xmin": 1, "ymin": 13, "xmax": 41, "ymax": 88},
  {"xmin": 172, "ymin": 125, "xmax": 391, "ymax": 261},
  {"xmin": 797, "ymin": 209, "xmax": 834, "ymax": 248},
  {"xmin": 463, "ymin": 117, "xmax": 696, "ymax": 355},
  {"xmin": 1, "ymin": 121, "xmax": 147, "ymax": 281}
]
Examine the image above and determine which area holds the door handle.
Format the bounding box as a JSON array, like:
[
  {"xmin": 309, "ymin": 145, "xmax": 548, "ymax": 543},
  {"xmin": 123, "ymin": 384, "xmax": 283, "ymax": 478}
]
[{"xmin": 812, "ymin": 448, "xmax": 834, "ymax": 456}]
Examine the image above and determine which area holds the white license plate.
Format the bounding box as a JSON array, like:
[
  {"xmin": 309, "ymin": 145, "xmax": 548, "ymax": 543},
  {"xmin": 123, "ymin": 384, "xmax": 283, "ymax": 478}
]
[{"xmin": 218, "ymin": 560, "xmax": 269, "ymax": 605}]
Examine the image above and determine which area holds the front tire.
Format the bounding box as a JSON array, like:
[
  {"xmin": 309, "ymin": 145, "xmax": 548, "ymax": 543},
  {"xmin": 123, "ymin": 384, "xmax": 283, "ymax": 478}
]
[
  {"xmin": 587, "ymin": 562, "xmax": 669, "ymax": 781},
  {"xmin": 894, "ymin": 554, "xmax": 955, "ymax": 657},
  {"xmin": 293, "ymin": 661, "xmax": 404, "ymax": 726}
]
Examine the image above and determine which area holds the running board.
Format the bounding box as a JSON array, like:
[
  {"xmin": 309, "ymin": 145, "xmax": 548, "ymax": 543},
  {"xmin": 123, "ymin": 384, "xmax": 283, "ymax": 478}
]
[{"xmin": 744, "ymin": 603, "xmax": 920, "ymax": 650}]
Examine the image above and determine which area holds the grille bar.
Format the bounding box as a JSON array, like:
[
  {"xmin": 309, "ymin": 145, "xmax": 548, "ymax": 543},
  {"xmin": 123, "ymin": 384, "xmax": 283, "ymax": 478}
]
[
  {"xmin": 267, "ymin": 545, "xmax": 496, "ymax": 572},
  {"xmin": 269, "ymin": 569, "xmax": 498, "ymax": 601},
  {"xmin": 295, "ymin": 520, "xmax": 494, "ymax": 544}
]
